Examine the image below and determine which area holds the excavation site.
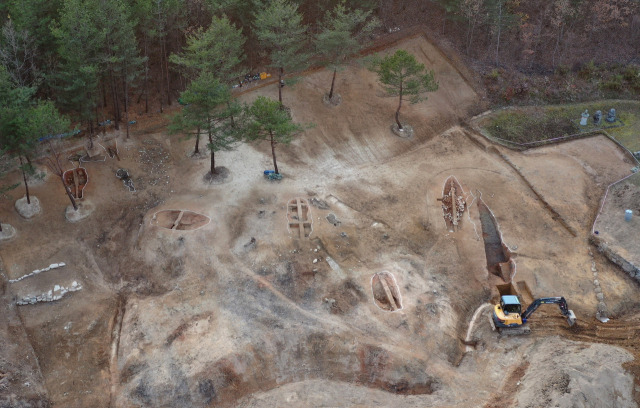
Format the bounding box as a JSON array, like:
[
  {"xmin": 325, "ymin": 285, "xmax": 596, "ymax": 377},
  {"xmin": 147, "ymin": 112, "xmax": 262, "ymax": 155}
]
[{"xmin": 2, "ymin": 24, "xmax": 640, "ymax": 408}]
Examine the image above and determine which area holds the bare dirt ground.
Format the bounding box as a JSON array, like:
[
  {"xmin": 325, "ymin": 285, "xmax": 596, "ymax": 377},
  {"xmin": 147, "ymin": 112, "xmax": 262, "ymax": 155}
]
[{"xmin": 1, "ymin": 34, "xmax": 640, "ymax": 408}]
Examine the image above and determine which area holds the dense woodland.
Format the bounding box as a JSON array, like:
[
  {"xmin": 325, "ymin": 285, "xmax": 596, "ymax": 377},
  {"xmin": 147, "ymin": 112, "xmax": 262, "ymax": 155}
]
[{"xmin": 1, "ymin": 0, "xmax": 639, "ymax": 180}]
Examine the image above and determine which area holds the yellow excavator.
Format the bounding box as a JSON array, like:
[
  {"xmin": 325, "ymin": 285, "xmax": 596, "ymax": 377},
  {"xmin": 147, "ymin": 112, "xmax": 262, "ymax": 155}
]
[{"xmin": 492, "ymin": 295, "xmax": 577, "ymax": 334}]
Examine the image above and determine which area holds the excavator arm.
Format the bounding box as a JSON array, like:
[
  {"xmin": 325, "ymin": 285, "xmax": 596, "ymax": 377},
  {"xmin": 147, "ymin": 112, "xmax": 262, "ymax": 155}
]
[{"xmin": 521, "ymin": 297, "xmax": 576, "ymax": 326}]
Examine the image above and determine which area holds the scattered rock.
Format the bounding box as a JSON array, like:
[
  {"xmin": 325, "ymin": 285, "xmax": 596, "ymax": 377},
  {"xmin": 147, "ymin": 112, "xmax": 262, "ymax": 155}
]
[
  {"xmin": 8, "ymin": 261, "xmax": 66, "ymax": 283},
  {"xmin": 244, "ymin": 237, "xmax": 257, "ymax": 251},
  {"xmin": 309, "ymin": 197, "xmax": 330, "ymax": 210},
  {"xmin": 326, "ymin": 213, "xmax": 341, "ymax": 226},
  {"xmin": 16, "ymin": 281, "xmax": 82, "ymax": 306}
]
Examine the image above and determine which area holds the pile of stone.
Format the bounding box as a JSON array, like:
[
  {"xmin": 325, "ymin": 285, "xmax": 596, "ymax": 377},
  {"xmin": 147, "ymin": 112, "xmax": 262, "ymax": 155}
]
[
  {"xmin": 8, "ymin": 262, "xmax": 66, "ymax": 283},
  {"xmin": 589, "ymin": 249, "xmax": 609, "ymax": 323},
  {"xmin": 16, "ymin": 281, "xmax": 82, "ymax": 305}
]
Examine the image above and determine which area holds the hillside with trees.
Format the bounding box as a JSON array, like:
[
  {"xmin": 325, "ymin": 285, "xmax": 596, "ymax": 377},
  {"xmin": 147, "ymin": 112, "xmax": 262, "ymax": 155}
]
[{"xmin": 0, "ymin": 0, "xmax": 638, "ymax": 135}]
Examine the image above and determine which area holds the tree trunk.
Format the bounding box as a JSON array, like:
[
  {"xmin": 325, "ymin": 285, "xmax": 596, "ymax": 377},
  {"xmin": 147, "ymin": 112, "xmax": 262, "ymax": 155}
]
[
  {"xmin": 270, "ymin": 130, "xmax": 279, "ymax": 174},
  {"xmin": 194, "ymin": 126, "xmax": 200, "ymax": 154},
  {"xmin": 163, "ymin": 36, "xmax": 171, "ymax": 106},
  {"xmin": 466, "ymin": 18, "xmax": 476, "ymax": 55},
  {"xmin": 552, "ymin": 23, "xmax": 564, "ymax": 68},
  {"xmin": 102, "ymin": 81, "xmax": 107, "ymax": 108},
  {"xmin": 109, "ymin": 70, "xmax": 120, "ymax": 130},
  {"xmin": 100, "ymin": 85, "xmax": 106, "ymax": 136},
  {"xmin": 329, "ymin": 67, "xmax": 337, "ymax": 99},
  {"xmin": 227, "ymin": 101, "xmax": 236, "ymax": 127},
  {"xmin": 88, "ymin": 119, "xmax": 94, "ymax": 149},
  {"xmin": 278, "ymin": 67, "xmax": 284, "ymax": 105},
  {"xmin": 395, "ymin": 84, "xmax": 403, "ymax": 130},
  {"xmin": 94, "ymin": 105, "xmax": 100, "ymax": 136},
  {"xmin": 144, "ymin": 34, "xmax": 149, "ymax": 114},
  {"xmin": 495, "ymin": 1, "xmax": 503, "ymax": 66},
  {"xmin": 159, "ymin": 38, "xmax": 165, "ymax": 114},
  {"xmin": 60, "ymin": 175, "xmax": 78, "ymax": 211},
  {"xmin": 19, "ymin": 156, "xmax": 30, "ymax": 204},
  {"xmin": 208, "ymin": 130, "xmax": 216, "ymax": 174},
  {"xmin": 442, "ymin": 10, "xmax": 447, "ymax": 34},
  {"xmin": 124, "ymin": 65, "xmax": 130, "ymax": 139}
]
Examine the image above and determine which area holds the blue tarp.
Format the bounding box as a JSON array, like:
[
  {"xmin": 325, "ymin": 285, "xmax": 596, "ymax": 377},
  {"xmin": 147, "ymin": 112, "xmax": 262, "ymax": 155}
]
[{"xmin": 38, "ymin": 129, "xmax": 82, "ymax": 142}]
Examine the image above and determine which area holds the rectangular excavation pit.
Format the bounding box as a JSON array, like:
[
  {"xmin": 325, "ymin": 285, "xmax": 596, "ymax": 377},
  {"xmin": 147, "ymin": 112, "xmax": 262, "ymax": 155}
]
[
  {"xmin": 496, "ymin": 282, "xmax": 519, "ymax": 298},
  {"xmin": 287, "ymin": 198, "xmax": 312, "ymax": 238}
]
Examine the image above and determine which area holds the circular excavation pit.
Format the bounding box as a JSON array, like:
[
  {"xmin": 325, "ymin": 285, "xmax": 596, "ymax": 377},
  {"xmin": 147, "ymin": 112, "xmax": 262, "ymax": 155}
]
[
  {"xmin": 151, "ymin": 210, "xmax": 210, "ymax": 231},
  {"xmin": 371, "ymin": 272, "xmax": 403, "ymax": 312}
]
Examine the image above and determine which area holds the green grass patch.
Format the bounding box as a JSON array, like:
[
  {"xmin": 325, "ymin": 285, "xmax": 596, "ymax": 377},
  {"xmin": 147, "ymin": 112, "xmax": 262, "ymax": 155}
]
[{"xmin": 482, "ymin": 100, "xmax": 640, "ymax": 151}]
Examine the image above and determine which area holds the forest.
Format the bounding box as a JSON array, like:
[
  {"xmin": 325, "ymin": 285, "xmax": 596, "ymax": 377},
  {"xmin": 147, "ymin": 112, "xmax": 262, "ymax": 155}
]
[{"xmin": 1, "ymin": 0, "xmax": 639, "ymax": 173}]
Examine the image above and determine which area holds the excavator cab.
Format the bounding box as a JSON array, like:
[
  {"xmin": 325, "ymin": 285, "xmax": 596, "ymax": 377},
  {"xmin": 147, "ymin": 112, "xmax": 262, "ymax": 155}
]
[
  {"xmin": 501, "ymin": 295, "xmax": 522, "ymax": 315},
  {"xmin": 492, "ymin": 295, "xmax": 577, "ymax": 332},
  {"xmin": 493, "ymin": 295, "xmax": 524, "ymax": 328}
]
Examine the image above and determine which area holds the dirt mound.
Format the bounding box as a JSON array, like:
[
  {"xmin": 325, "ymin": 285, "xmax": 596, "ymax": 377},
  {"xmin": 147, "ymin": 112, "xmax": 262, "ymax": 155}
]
[{"xmin": 516, "ymin": 337, "xmax": 635, "ymax": 408}]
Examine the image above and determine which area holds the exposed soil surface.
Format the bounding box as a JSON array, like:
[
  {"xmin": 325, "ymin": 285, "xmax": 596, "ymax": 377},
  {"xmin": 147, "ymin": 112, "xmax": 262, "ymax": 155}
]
[{"xmin": 1, "ymin": 34, "xmax": 640, "ymax": 408}]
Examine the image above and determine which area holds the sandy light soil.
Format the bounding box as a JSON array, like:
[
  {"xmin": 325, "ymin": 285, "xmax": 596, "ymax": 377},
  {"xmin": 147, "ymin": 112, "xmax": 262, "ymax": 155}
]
[{"xmin": 1, "ymin": 34, "xmax": 639, "ymax": 408}]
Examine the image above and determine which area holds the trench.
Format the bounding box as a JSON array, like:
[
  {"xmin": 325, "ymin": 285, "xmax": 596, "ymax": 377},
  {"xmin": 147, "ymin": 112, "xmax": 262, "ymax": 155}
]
[
  {"xmin": 477, "ymin": 197, "xmax": 513, "ymax": 281},
  {"xmin": 109, "ymin": 296, "xmax": 126, "ymax": 408}
]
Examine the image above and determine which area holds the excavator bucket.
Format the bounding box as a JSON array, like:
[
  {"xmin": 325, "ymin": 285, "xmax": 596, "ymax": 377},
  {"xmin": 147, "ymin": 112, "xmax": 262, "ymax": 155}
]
[{"xmin": 566, "ymin": 310, "xmax": 577, "ymax": 327}]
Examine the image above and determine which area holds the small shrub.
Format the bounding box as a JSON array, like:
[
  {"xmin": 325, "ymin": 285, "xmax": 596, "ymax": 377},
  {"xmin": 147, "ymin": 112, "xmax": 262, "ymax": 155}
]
[
  {"xmin": 623, "ymin": 66, "xmax": 640, "ymax": 91},
  {"xmin": 487, "ymin": 69, "xmax": 500, "ymax": 80},
  {"xmin": 601, "ymin": 74, "xmax": 624, "ymax": 92},
  {"xmin": 578, "ymin": 60, "xmax": 598, "ymax": 80},
  {"xmin": 555, "ymin": 64, "xmax": 570, "ymax": 77},
  {"xmin": 502, "ymin": 87, "xmax": 515, "ymax": 102},
  {"xmin": 623, "ymin": 66, "xmax": 639, "ymax": 82}
]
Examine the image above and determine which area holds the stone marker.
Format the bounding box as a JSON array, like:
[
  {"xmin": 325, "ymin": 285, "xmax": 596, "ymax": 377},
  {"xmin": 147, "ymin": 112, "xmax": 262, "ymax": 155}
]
[
  {"xmin": 580, "ymin": 110, "xmax": 589, "ymax": 126},
  {"xmin": 593, "ymin": 110, "xmax": 602, "ymax": 125},
  {"xmin": 606, "ymin": 108, "xmax": 616, "ymax": 123}
]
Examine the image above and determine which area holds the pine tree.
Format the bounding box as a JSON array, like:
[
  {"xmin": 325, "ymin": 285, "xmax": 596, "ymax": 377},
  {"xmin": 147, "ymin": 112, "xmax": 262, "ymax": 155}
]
[
  {"xmin": 315, "ymin": 1, "xmax": 379, "ymax": 102},
  {"xmin": 170, "ymin": 14, "xmax": 245, "ymax": 83},
  {"xmin": 369, "ymin": 49, "xmax": 438, "ymax": 131},
  {"xmin": 99, "ymin": 0, "xmax": 146, "ymax": 137},
  {"xmin": 0, "ymin": 67, "xmax": 70, "ymax": 205},
  {"xmin": 253, "ymin": 0, "xmax": 310, "ymax": 106},
  {"xmin": 170, "ymin": 72, "xmax": 240, "ymax": 175},
  {"xmin": 52, "ymin": 0, "xmax": 103, "ymax": 147},
  {"xmin": 243, "ymin": 96, "xmax": 308, "ymax": 175}
]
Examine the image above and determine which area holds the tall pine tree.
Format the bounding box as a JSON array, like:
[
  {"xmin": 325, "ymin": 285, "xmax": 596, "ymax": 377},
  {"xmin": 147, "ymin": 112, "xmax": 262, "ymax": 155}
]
[{"xmin": 254, "ymin": 0, "xmax": 310, "ymax": 106}]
